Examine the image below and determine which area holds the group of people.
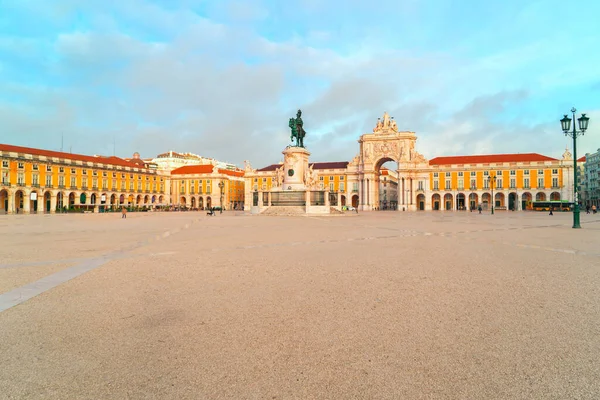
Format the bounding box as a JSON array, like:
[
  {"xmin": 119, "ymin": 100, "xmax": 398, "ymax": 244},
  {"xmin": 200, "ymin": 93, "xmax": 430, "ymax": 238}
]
[{"xmin": 586, "ymin": 204, "xmax": 597, "ymax": 214}]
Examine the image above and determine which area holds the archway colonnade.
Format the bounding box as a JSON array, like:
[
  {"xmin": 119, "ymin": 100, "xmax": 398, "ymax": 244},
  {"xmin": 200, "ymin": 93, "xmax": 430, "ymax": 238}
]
[{"xmin": 0, "ymin": 186, "xmax": 168, "ymax": 214}]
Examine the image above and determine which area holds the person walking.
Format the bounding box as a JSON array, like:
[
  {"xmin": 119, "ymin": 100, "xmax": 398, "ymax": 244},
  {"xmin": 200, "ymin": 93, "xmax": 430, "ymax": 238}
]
[
  {"xmin": 549, "ymin": 206, "xmax": 553, "ymax": 216},
  {"xmin": 593, "ymin": 204, "xmax": 597, "ymax": 214},
  {"xmin": 478, "ymin": 205, "xmax": 482, "ymax": 214},
  {"xmin": 121, "ymin": 207, "xmax": 127, "ymax": 219},
  {"xmin": 586, "ymin": 205, "xmax": 591, "ymax": 214}
]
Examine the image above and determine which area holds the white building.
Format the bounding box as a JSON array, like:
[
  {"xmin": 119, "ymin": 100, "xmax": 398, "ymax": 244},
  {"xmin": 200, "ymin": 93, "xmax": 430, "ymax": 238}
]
[
  {"xmin": 584, "ymin": 150, "xmax": 600, "ymax": 207},
  {"xmin": 146, "ymin": 151, "xmax": 237, "ymax": 172}
]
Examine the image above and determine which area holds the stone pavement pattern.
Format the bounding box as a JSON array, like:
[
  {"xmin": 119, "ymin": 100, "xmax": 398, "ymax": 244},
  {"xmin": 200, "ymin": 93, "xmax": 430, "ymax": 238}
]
[{"xmin": 1, "ymin": 211, "xmax": 600, "ymax": 399}]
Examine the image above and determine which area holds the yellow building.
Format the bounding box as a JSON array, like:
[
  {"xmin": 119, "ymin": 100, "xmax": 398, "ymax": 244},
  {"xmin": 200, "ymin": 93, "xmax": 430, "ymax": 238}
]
[
  {"xmin": 0, "ymin": 144, "xmax": 167, "ymax": 214},
  {"xmin": 170, "ymin": 165, "xmax": 245, "ymax": 210}
]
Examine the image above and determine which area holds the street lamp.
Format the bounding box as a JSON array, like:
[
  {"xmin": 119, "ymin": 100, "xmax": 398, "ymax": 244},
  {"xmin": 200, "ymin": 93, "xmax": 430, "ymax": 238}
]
[
  {"xmin": 561, "ymin": 107, "xmax": 589, "ymax": 228},
  {"xmin": 487, "ymin": 173, "xmax": 497, "ymax": 215},
  {"xmin": 218, "ymin": 181, "xmax": 225, "ymax": 212}
]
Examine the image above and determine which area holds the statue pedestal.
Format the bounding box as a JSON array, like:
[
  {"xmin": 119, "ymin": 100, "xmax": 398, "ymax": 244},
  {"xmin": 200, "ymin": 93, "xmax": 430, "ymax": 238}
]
[{"xmin": 281, "ymin": 146, "xmax": 310, "ymax": 191}]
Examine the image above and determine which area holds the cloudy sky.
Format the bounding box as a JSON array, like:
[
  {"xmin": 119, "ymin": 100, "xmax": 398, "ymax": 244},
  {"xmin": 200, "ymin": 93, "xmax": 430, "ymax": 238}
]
[{"xmin": 1, "ymin": 0, "xmax": 599, "ymax": 168}]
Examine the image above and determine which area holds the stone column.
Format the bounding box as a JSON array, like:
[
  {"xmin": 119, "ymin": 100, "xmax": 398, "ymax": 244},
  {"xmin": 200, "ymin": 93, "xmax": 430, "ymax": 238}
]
[
  {"xmin": 7, "ymin": 191, "xmax": 15, "ymax": 214},
  {"xmin": 305, "ymin": 190, "xmax": 311, "ymax": 208},
  {"xmin": 325, "ymin": 191, "xmax": 330, "ymax": 207},
  {"xmin": 50, "ymin": 194, "xmax": 57, "ymax": 214},
  {"xmin": 268, "ymin": 192, "xmax": 272, "ymax": 206},
  {"xmin": 258, "ymin": 191, "xmax": 263, "ymax": 207},
  {"xmin": 23, "ymin": 192, "xmax": 31, "ymax": 214},
  {"xmin": 337, "ymin": 192, "xmax": 341, "ymax": 208}
]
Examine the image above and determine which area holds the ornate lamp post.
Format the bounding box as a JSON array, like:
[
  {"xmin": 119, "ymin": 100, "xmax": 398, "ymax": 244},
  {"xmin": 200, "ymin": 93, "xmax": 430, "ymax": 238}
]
[
  {"xmin": 561, "ymin": 108, "xmax": 589, "ymax": 228},
  {"xmin": 487, "ymin": 173, "xmax": 497, "ymax": 214},
  {"xmin": 218, "ymin": 181, "xmax": 225, "ymax": 211}
]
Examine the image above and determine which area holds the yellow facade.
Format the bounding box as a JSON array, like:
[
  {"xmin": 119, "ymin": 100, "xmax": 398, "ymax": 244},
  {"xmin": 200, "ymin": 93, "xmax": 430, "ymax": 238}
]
[{"xmin": 1, "ymin": 145, "xmax": 165, "ymax": 214}]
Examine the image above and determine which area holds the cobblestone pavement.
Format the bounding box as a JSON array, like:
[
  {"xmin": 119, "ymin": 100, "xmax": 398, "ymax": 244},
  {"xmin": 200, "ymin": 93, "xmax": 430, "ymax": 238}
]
[{"xmin": 1, "ymin": 211, "xmax": 600, "ymax": 399}]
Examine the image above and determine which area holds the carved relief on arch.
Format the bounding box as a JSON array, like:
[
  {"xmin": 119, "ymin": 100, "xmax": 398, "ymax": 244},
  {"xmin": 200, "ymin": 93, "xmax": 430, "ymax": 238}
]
[{"xmin": 363, "ymin": 140, "xmax": 400, "ymax": 163}]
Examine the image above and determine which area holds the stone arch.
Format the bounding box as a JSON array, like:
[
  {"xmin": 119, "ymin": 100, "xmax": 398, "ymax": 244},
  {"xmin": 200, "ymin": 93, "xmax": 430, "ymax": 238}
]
[
  {"xmin": 68, "ymin": 192, "xmax": 77, "ymax": 207},
  {"xmin": 14, "ymin": 189, "xmax": 26, "ymax": 213},
  {"xmin": 481, "ymin": 192, "xmax": 491, "ymax": 210},
  {"xmin": 158, "ymin": 195, "xmax": 164, "ymax": 204},
  {"xmin": 29, "ymin": 189, "xmax": 40, "ymax": 213},
  {"xmin": 432, "ymin": 193, "xmax": 441, "ymax": 210},
  {"xmin": 198, "ymin": 196, "xmax": 204, "ymax": 210},
  {"xmin": 522, "ymin": 192, "xmax": 532, "ymax": 210},
  {"xmin": 80, "ymin": 192, "xmax": 87, "ymax": 205},
  {"xmin": 91, "ymin": 193, "xmax": 97, "ymax": 205},
  {"xmin": 456, "ymin": 193, "xmax": 466, "ymax": 210},
  {"xmin": 151, "ymin": 195, "xmax": 156, "ymax": 204},
  {"xmin": 351, "ymin": 194, "xmax": 359, "ymax": 208},
  {"xmin": 536, "ymin": 192, "xmax": 546, "ymax": 201},
  {"xmin": 550, "ymin": 191, "xmax": 560, "ymax": 201},
  {"xmin": 0, "ymin": 189, "xmax": 9, "ymax": 214},
  {"xmin": 508, "ymin": 192, "xmax": 518, "ymax": 211},
  {"xmin": 340, "ymin": 195, "xmax": 346, "ymax": 206},
  {"xmin": 495, "ymin": 192, "xmax": 505, "ymax": 208},
  {"xmin": 56, "ymin": 191, "xmax": 65, "ymax": 211},
  {"xmin": 180, "ymin": 196, "xmax": 187, "ymax": 206},
  {"xmin": 469, "ymin": 193, "xmax": 478, "ymax": 210},
  {"xmin": 119, "ymin": 194, "xmax": 125, "ymax": 204},
  {"xmin": 355, "ymin": 112, "xmax": 428, "ymax": 211},
  {"xmin": 136, "ymin": 194, "xmax": 142, "ymax": 205},
  {"xmin": 144, "ymin": 195, "xmax": 149, "ymax": 204},
  {"xmin": 191, "ymin": 197, "xmax": 196, "ymax": 208},
  {"xmin": 43, "ymin": 190, "xmax": 52, "ymax": 213},
  {"xmin": 416, "ymin": 194, "xmax": 425, "ymax": 210},
  {"xmin": 206, "ymin": 196, "xmax": 212, "ymax": 208},
  {"xmin": 443, "ymin": 193, "xmax": 453, "ymax": 210}
]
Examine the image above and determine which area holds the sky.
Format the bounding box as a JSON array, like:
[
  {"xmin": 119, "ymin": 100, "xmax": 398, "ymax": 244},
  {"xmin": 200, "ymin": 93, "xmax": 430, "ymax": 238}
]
[{"xmin": 1, "ymin": 0, "xmax": 599, "ymax": 168}]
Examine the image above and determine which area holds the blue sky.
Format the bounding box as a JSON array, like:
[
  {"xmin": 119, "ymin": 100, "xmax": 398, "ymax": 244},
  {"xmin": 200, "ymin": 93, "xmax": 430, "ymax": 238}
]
[{"xmin": 1, "ymin": 0, "xmax": 599, "ymax": 166}]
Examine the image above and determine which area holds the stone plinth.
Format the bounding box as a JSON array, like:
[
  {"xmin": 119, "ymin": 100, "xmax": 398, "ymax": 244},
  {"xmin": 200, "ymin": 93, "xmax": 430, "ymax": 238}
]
[{"xmin": 281, "ymin": 147, "xmax": 310, "ymax": 191}]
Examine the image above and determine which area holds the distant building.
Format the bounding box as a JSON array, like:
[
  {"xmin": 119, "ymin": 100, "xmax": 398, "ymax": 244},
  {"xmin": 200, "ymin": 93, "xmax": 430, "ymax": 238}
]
[
  {"xmin": 146, "ymin": 151, "xmax": 237, "ymax": 172},
  {"xmin": 583, "ymin": 150, "xmax": 599, "ymax": 207}
]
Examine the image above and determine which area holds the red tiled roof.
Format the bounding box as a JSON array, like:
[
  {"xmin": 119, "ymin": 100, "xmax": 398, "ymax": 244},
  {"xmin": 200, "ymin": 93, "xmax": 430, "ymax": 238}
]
[
  {"xmin": 578, "ymin": 156, "xmax": 586, "ymax": 162},
  {"xmin": 0, "ymin": 143, "xmax": 146, "ymax": 169},
  {"xmin": 218, "ymin": 169, "xmax": 244, "ymax": 177},
  {"xmin": 257, "ymin": 164, "xmax": 281, "ymax": 172},
  {"xmin": 429, "ymin": 153, "xmax": 558, "ymax": 165},
  {"xmin": 309, "ymin": 162, "xmax": 349, "ymax": 170},
  {"xmin": 171, "ymin": 165, "xmax": 214, "ymax": 174}
]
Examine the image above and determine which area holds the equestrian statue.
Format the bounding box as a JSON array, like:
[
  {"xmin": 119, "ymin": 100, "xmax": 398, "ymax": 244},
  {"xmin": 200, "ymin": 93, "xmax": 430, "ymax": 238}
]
[{"xmin": 288, "ymin": 109, "xmax": 306, "ymax": 148}]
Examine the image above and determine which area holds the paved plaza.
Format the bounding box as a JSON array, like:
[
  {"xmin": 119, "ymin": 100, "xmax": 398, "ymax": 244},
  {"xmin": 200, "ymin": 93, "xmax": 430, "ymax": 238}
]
[{"xmin": 1, "ymin": 210, "xmax": 600, "ymax": 399}]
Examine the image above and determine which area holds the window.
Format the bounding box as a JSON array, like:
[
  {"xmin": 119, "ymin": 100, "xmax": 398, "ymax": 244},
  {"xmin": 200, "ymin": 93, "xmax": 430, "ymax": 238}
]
[
  {"xmin": 103, "ymin": 171, "xmax": 107, "ymax": 177},
  {"xmin": 71, "ymin": 168, "xmax": 76, "ymax": 174},
  {"xmin": 484, "ymin": 179, "xmax": 489, "ymax": 189},
  {"xmin": 329, "ymin": 183, "xmax": 334, "ymax": 191},
  {"xmin": 458, "ymin": 172, "xmax": 464, "ymax": 177},
  {"xmin": 32, "ymin": 164, "xmax": 38, "ymax": 170},
  {"xmin": 484, "ymin": 171, "xmax": 489, "ymax": 176},
  {"xmin": 445, "ymin": 172, "xmax": 451, "ymax": 177},
  {"xmin": 130, "ymin": 182, "xmax": 134, "ymax": 190},
  {"xmin": 70, "ymin": 176, "xmax": 76, "ymax": 187},
  {"xmin": 254, "ymin": 178, "xmax": 258, "ymax": 182},
  {"xmin": 552, "ymin": 177, "xmax": 558, "ymax": 187},
  {"xmin": 113, "ymin": 173, "xmax": 116, "ymax": 178},
  {"xmin": 58, "ymin": 176, "xmax": 65, "ymax": 187},
  {"xmin": 496, "ymin": 170, "xmax": 502, "ymax": 176},
  {"xmin": 82, "ymin": 169, "xmax": 87, "ymax": 175},
  {"xmin": 17, "ymin": 173, "xmax": 24, "ymax": 185},
  {"xmin": 1, "ymin": 171, "xmax": 8, "ymax": 184},
  {"xmin": 445, "ymin": 180, "xmax": 450, "ymax": 190},
  {"xmin": 433, "ymin": 172, "xmax": 439, "ymax": 178},
  {"xmin": 510, "ymin": 170, "xmax": 516, "ymax": 176},
  {"xmin": 45, "ymin": 175, "xmax": 52, "ymax": 187},
  {"xmin": 92, "ymin": 178, "xmax": 98, "ymax": 188},
  {"xmin": 59, "ymin": 167, "xmax": 64, "ymax": 173},
  {"xmin": 130, "ymin": 174, "xmax": 133, "ymax": 179},
  {"xmin": 328, "ymin": 176, "xmax": 333, "ymax": 180},
  {"xmin": 319, "ymin": 176, "xmax": 324, "ymax": 181},
  {"xmin": 510, "ymin": 178, "xmax": 516, "ymax": 188},
  {"xmin": 121, "ymin": 173, "xmax": 125, "ymax": 179},
  {"xmin": 470, "ymin": 171, "xmax": 476, "ymax": 176},
  {"xmin": 524, "ymin": 178, "xmax": 530, "ymax": 188},
  {"xmin": 537, "ymin": 169, "xmax": 544, "ymax": 175},
  {"xmin": 2, "ymin": 161, "xmax": 8, "ymax": 168},
  {"xmin": 353, "ymin": 182, "xmax": 358, "ymax": 192},
  {"xmin": 470, "ymin": 179, "xmax": 476, "ymax": 189},
  {"xmin": 524, "ymin": 169, "xmax": 530, "ymax": 175},
  {"xmin": 93, "ymin": 170, "xmax": 98, "ymax": 176},
  {"xmin": 433, "ymin": 181, "xmax": 439, "ymax": 190},
  {"xmin": 102, "ymin": 179, "xmax": 108, "ymax": 189},
  {"xmin": 82, "ymin": 177, "xmax": 87, "ymax": 188},
  {"xmin": 340, "ymin": 176, "xmax": 344, "ymax": 180},
  {"xmin": 418, "ymin": 181, "xmax": 424, "ymax": 190},
  {"xmin": 32, "ymin": 174, "xmax": 39, "ymax": 185},
  {"xmin": 46, "ymin": 165, "xmax": 52, "ymax": 172},
  {"xmin": 552, "ymin": 169, "xmax": 558, "ymax": 174},
  {"xmin": 537, "ymin": 178, "xmax": 544, "ymax": 188},
  {"xmin": 458, "ymin": 179, "xmax": 464, "ymax": 189},
  {"xmin": 496, "ymin": 179, "xmax": 502, "ymax": 189}
]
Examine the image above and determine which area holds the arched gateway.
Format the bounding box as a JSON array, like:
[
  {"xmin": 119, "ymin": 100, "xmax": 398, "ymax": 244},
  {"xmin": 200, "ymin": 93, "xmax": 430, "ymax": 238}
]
[{"xmin": 347, "ymin": 112, "xmax": 429, "ymax": 211}]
